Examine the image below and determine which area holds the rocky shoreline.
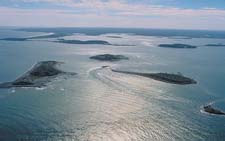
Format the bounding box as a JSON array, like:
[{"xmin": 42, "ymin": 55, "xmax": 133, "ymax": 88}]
[
  {"xmin": 0, "ymin": 61, "xmax": 76, "ymax": 88},
  {"xmin": 111, "ymin": 69, "xmax": 197, "ymax": 85},
  {"xmin": 90, "ymin": 54, "xmax": 129, "ymax": 61},
  {"xmin": 203, "ymin": 105, "xmax": 225, "ymax": 115},
  {"xmin": 55, "ymin": 39, "xmax": 111, "ymax": 45},
  {"xmin": 158, "ymin": 43, "xmax": 197, "ymax": 49},
  {"xmin": 205, "ymin": 43, "xmax": 225, "ymax": 47}
]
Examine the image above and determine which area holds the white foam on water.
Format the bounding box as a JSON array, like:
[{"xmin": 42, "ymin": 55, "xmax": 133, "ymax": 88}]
[
  {"xmin": 10, "ymin": 89, "xmax": 16, "ymax": 93},
  {"xmin": 141, "ymin": 41, "xmax": 153, "ymax": 46},
  {"xmin": 35, "ymin": 87, "xmax": 46, "ymax": 91}
]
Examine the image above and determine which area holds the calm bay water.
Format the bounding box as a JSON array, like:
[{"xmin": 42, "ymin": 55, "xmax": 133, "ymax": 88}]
[{"xmin": 0, "ymin": 28, "xmax": 225, "ymax": 140}]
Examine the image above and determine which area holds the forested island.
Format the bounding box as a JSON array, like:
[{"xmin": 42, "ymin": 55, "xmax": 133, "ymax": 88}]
[
  {"xmin": 112, "ymin": 69, "xmax": 197, "ymax": 85},
  {"xmin": 55, "ymin": 39, "xmax": 111, "ymax": 45},
  {"xmin": 205, "ymin": 43, "xmax": 225, "ymax": 47},
  {"xmin": 90, "ymin": 54, "xmax": 129, "ymax": 61},
  {"xmin": 0, "ymin": 61, "xmax": 76, "ymax": 88},
  {"xmin": 158, "ymin": 43, "xmax": 197, "ymax": 48},
  {"xmin": 106, "ymin": 36, "xmax": 122, "ymax": 38},
  {"xmin": 0, "ymin": 33, "xmax": 69, "ymax": 41}
]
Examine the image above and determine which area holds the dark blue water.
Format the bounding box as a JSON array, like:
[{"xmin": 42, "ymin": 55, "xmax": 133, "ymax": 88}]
[{"xmin": 0, "ymin": 27, "xmax": 225, "ymax": 140}]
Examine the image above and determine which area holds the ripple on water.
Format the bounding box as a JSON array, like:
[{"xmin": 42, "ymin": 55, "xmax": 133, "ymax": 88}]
[
  {"xmin": 0, "ymin": 66, "xmax": 206, "ymax": 140},
  {"xmin": 80, "ymin": 67, "xmax": 205, "ymax": 140}
]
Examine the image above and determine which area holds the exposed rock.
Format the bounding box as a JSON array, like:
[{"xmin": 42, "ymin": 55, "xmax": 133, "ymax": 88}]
[
  {"xmin": 203, "ymin": 105, "xmax": 225, "ymax": 115},
  {"xmin": 29, "ymin": 61, "xmax": 63, "ymax": 77}
]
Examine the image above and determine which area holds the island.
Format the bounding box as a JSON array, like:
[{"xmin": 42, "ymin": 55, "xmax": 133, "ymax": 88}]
[
  {"xmin": 29, "ymin": 33, "xmax": 70, "ymax": 40},
  {"xmin": 106, "ymin": 36, "xmax": 122, "ymax": 38},
  {"xmin": 203, "ymin": 105, "xmax": 225, "ymax": 115},
  {"xmin": 101, "ymin": 66, "xmax": 110, "ymax": 68},
  {"xmin": 0, "ymin": 61, "xmax": 76, "ymax": 88},
  {"xmin": 0, "ymin": 38, "xmax": 27, "ymax": 41},
  {"xmin": 168, "ymin": 36, "xmax": 192, "ymax": 39},
  {"xmin": 55, "ymin": 39, "xmax": 111, "ymax": 45},
  {"xmin": 90, "ymin": 54, "xmax": 129, "ymax": 61},
  {"xmin": 205, "ymin": 43, "xmax": 225, "ymax": 47},
  {"xmin": 158, "ymin": 43, "xmax": 197, "ymax": 49},
  {"xmin": 0, "ymin": 33, "xmax": 70, "ymax": 41},
  {"xmin": 111, "ymin": 69, "xmax": 197, "ymax": 85},
  {"xmin": 0, "ymin": 36, "xmax": 134, "ymax": 46}
]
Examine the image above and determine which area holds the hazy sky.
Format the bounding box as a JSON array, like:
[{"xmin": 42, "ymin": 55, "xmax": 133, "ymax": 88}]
[{"xmin": 0, "ymin": 0, "xmax": 225, "ymax": 30}]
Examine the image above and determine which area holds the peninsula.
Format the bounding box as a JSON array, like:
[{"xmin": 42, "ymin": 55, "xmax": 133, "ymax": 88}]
[
  {"xmin": 90, "ymin": 54, "xmax": 129, "ymax": 61},
  {"xmin": 158, "ymin": 43, "xmax": 197, "ymax": 49},
  {"xmin": 0, "ymin": 61, "xmax": 76, "ymax": 88},
  {"xmin": 111, "ymin": 69, "xmax": 197, "ymax": 85}
]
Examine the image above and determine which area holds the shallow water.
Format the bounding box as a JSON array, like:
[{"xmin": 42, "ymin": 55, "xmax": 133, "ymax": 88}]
[{"xmin": 0, "ymin": 28, "xmax": 225, "ymax": 140}]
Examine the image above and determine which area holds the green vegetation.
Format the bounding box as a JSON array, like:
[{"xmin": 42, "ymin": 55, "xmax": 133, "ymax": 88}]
[
  {"xmin": 112, "ymin": 69, "xmax": 197, "ymax": 85},
  {"xmin": 205, "ymin": 43, "xmax": 225, "ymax": 47},
  {"xmin": 0, "ymin": 61, "xmax": 76, "ymax": 88},
  {"xmin": 159, "ymin": 43, "xmax": 197, "ymax": 48},
  {"xmin": 56, "ymin": 39, "xmax": 111, "ymax": 45},
  {"xmin": 90, "ymin": 54, "xmax": 129, "ymax": 61}
]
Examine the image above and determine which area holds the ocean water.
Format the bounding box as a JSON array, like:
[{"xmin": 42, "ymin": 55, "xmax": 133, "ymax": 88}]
[{"xmin": 0, "ymin": 27, "xmax": 225, "ymax": 140}]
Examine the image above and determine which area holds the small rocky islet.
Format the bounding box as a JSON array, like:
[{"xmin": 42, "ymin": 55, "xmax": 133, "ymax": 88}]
[
  {"xmin": 106, "ymin": 36, "xmax": 122, "ymax": 38},
  {"xmin": 158, "ymin": 43, "xmax": 197, "ymax": 49},
  {"xmin": 205, "ymin": 43, "xmax": 225, "ymax": 47},
  {"xmin": 203, "ymin": 105, "xmax": 225, "ymax": 115},
  {"xmin": 0, "ymin": 61, "xmax": 76, "ymax": 88}
]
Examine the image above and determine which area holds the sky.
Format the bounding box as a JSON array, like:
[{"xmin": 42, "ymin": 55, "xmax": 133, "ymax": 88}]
[{"xmin": 0, "ymin": 0, "xmax": 225, "ymax": 30}]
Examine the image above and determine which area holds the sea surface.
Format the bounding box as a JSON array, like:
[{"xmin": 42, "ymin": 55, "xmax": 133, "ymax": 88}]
[{"xmin": 0, "ymin": 27, "xmax": 225, "ymax": 140}]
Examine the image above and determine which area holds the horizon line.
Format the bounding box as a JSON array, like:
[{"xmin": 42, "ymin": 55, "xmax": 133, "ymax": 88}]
[{"xmin": 1, "ymin": 26, "xmax": 225, "ymax": 32}]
